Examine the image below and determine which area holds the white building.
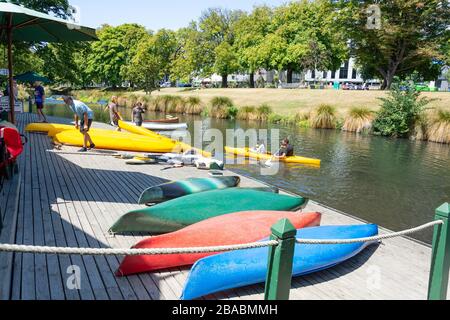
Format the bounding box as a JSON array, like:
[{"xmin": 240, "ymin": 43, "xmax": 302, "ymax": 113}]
[{"xmin": 304, "ymin": 58, "xmax": 368, "ymax": 84}]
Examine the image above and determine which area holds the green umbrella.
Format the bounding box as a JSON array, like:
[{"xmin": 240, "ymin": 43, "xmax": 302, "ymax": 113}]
[
  {"xmin": 14, "ymin": 71, "xmax": 51, "ymax": 84},
  {"xmin": 0, "ymin": 2, "xmax": 98, "ymax": 123}
]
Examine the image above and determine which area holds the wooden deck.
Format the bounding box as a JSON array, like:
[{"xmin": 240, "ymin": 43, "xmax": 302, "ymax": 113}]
[{"xmin": 0, "ymin": 113, "xmax": 446, "ymax": 300}]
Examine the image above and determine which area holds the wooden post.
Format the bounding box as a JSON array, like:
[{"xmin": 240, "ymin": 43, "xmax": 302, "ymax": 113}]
[
  {"xmin": 428, "ymin": 203, "xmax": 450, "ymax": 300},
  {"xmin": 264, "ymin": 218, "xmax": 297, "ymax": 301},
  {"xmin": 7, "ymin": 13, "xmax": 15, "ymax": 124}
]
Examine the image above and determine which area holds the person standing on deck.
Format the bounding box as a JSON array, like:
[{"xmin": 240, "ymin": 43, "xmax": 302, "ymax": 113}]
[
  {"xmin": 34, "ymin": 81, "xmax": 47, "ymax": 123},
  {"xmin": 132, "ymin": 102, "xmax": 145, "ymax": 127},
  {"xmin": 63, "ymin": 96, "xmax": 95, "ymax": 152},
  {"xmin": 105, "ymin": 96, "xmax": 122, "ymax": 131}
]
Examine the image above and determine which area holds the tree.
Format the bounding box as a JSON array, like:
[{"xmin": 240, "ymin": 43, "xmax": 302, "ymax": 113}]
[
  {"xmin": 85, "ymin": 24, "xmax": 149, "ymax": 88},
  {"xmin": 127, "ymin": 37, "xmax": 163, "ymax": 94},
  {"xmin": 151, "ymin": 29, "xmax": 178, "ymax": 81},
  {"xmin": 197, "ymin": 8, "xmax": 244, "ymax": 87},
  {"xmin": 233, "ymin": 6, "xmax": 273, "ymax": 87},
  {"xmin": 170, "ymin": 22, "xmax": 204, "ymax": 83},
  {"xmin": 36, "ymin": 42, "xmax": 91, "ymax": 86},
  {"xmin": 4, "ymin": 0, "xmax": 71, "ymax": 17},
  {"xmin": 339, "ymin": 0, "xmax": 450, "ymax": 89},
  {"xmin": 267, "ymin": 0, "xmax": 347, "ymax": 83}
]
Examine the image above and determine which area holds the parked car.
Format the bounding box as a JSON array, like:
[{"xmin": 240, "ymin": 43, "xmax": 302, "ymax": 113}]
[
  {"xmin": 177, "ymin": 83, "xmax": 192, "ymax": 88},
  {"xmin": 160, "ymin": 82, "xmax": 172, "ymax": 88}
]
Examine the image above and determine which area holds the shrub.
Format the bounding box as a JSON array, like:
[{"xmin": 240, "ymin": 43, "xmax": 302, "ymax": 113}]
[
  {"xmin": 210, "ymin": 97, "xmax": 234, "ymax": 119},
  {"xmin": 373, "ymin": 86, "xmax": 433, "ymax": 138},
  {"xmin": 309, "ymin": 104, "xmax": 338, "ymax": 129},
  {"xmin": 257, "ymin": 104, "xmax": 273, "ymax": 121},
  {"xmin": 343, "ymin": 107, "xmax": 374, "ymax": 133},
  {"xmin": 185, "ymin": 97, "xmax": 203, "ymax": 114},
  {"xmin": 427, "ymin": 110, "xmax": 450, "ymax": 144},
  {"xmin": 237, "ymin": 106, "xmax": 257, "ymax": 120},
  {"xmin": 411, "ymin": 112, "xmax": 429, "ymax": 141}
]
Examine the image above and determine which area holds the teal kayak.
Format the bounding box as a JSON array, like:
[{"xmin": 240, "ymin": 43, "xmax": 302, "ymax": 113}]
[
  {"xmin": 110, "ymin": 189, "xmax": 306, "ymax": 235},
  {"xmin": 138, "ymin": 176, "xmax": 241, "ymax": 205}
]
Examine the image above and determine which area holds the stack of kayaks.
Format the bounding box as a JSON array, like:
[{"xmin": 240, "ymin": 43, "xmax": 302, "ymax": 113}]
[
  {"xmin": 109, "ymin": 188, "xmax": 306, "ymax": 234},
  {"xmin": 181, "ymin": 224, "xmax": 379, "ymax": 300},
  {"xmin": 117, "ymin": 211, "xmax": 322, "ymax": 276},
  {"xmin": 108, "ymin": 176, "xmax": 378, "ymax": 300},
  {"xmin": 225, "ymin": 147, "xmax": 321, "ymax": 166},
  {"xmin": 25, "ymin": 122, "xmax": 210, "ymax": 155}
]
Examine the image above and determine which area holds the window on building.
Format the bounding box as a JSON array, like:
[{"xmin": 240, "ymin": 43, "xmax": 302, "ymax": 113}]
[
  {"xmin": 331, "ymin": 71, "xmax": 336, "ymax": 79},
  {"xmin": 311, "ymin": 70, "xmax": 316, "ymax": 79},
  {"xmin": 339, "ymin": 61, "xmax": 350, "ymax": 79},
  {"xmin": 352, "ymin": 69, "xmax": 357, "ymax": 79},
  {"xmin": 323, "ymin": 71, "xmax": 327, "ymax": 79}
]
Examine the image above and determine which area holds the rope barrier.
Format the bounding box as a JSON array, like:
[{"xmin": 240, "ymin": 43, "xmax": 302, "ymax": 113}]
[
  {"xmin": 0, "ymin": 221, "xmax": 443, "ymax": 256},
  {"xmin": 296, "ymin": 220, "xmax": 443, "ymax": 245}
]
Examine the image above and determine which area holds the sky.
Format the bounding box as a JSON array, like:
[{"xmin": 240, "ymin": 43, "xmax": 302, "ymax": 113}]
[{"xmin": 70, "ymin": 0, "xmax": 288, "ymax": 31}]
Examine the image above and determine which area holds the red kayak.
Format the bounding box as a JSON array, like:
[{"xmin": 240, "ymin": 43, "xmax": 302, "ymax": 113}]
[{"xmin": 117, "ymin": 211, "xmax": 321, "ymax": 276}]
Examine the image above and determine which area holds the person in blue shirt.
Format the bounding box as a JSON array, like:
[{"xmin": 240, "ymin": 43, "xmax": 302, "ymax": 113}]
[
  {"xmin": 34, "ymin": 81, "xmax": 47, "ymax": 123},
  {"xmin": 63, "ymin": 96, "xmax": 95, "ymax": 152}
]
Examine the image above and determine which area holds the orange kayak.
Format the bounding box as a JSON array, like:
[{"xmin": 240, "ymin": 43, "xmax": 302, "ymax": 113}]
[{"xmin": 116, "ymin": 211, "xmax": 321, "ymax": 276}]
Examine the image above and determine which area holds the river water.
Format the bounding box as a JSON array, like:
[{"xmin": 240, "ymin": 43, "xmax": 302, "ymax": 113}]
[{"xmin": 42, "ymin": 103, "xmax": 450, "ymax": 243}]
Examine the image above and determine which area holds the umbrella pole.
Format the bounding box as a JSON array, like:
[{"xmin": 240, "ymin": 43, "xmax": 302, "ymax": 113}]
[{"xmin": 7, "ymin": 13, "xmax": 15, "ymax": 124}]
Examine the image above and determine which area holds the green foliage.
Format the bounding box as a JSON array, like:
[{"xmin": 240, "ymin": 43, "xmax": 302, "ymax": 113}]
[
  {"xmin": 373, "ymin": 86, "xmax": 433, "ymax": 137},
  {"xmin": 338, "ymin": 0, "xmax": 450, "ymax": 89},
  {"xmin": 7, "ymin": 0, "xmax": 71, "ymax": 17},
  {"xmin": 86, "ymin": 24, "xmax": 150, "ymax": 87}
]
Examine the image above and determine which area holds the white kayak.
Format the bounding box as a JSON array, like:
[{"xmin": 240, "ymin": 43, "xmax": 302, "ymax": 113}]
[{"xmin": 127, "ymin": 122, "xmax": 188, "ymax": 131}]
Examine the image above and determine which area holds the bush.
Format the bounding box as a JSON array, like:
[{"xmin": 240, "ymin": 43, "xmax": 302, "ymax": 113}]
[
  {"xmin": 185, "ymin": 97, "xmax": 203, "ymax": 114},
  {"xmin": 310, "ymin": 104, "xmax": 338, "ymax": 129},
  {"xmin": 427, "ymin": 110, "xmax": 450, "ymax": 144},
  {"xmin": 343, "ymin": 107, "xmax": 374, "ymax": 133},
  {"xmin": 257, "ymin": 104, "xmax": 273, "ymax": 121},
  {"xmin": 210, "ymin": 97, "xmax": 234, "ymax": 119},
  {"xmin": 237, "ymin": 106, "xmax": 257, "ymax": 120},
  {"xmin": 373, "ymin": 86, "xmax": 433, "ymax": 138}
]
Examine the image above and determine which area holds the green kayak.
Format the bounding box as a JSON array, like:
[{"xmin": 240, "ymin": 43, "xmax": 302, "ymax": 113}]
[
  {"xmin": 138, "ymin": 176, "xmax": 241, "ymax": 205},
  {"xmin": 110, "ymin": 189, "xmax": 306, "ymax": 235}
]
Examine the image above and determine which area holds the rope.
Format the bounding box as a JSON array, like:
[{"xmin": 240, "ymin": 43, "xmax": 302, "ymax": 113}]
[
  {"xmin": 296, "ymin": 221, "xmax": 443, "ymax": 245},
  {"xmin": 0, "ymin": 221, "xmax": 443, "ymax": 256},
  {"xmin": 0, "ymin": 241, "xmax": 279, "ymax": 256}
]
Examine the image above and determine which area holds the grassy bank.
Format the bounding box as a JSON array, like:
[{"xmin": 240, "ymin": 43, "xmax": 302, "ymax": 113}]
[{"xmin": 71, "ymin": 88, "xmax": 450, "ymax": 144}]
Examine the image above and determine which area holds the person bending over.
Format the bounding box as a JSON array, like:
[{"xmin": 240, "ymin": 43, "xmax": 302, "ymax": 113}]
[{"xmin": 63, "ymin": 96, "xmax": 95, "ymax": 152}]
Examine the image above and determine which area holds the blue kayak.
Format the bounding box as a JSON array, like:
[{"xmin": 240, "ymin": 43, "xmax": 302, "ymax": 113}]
[{"xmin": 181, "ymin": 224, "xmax": 379, "ymax": 300}]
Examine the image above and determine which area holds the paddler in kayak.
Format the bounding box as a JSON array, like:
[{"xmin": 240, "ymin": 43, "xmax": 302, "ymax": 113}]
[
  {"xmin": 265, "ymin": 138, "xmax": 294, "ymax": 166},
  {"xmin": 250, "ymin": 140, "xmax": 266, "ymax": 154},
  {"xmin": 63, "ymin": 96, "xmax": 96, "ymax": 152}
]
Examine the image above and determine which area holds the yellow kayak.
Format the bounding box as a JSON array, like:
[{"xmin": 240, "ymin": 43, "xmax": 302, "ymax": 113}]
[
  {"xmin": 225, "ymin": 147, "xmax": 321, "ymax": 166},
  {"xmin": 26, "ymin": 123, "xmax": 74, "ymax": 134},
  {"xmin": 54, "ymin": 130, "xmax": 182, "ymax": 153},
  {"xmin": 119, "ymin": 120, "xmax": 212, "ymax": 158}
]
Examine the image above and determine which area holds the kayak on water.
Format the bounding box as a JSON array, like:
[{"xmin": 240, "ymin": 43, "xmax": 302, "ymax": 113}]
[
  {"xmin": 144, "ymin": 117, "xmax": 179, "ymax": 124},
  {"xmin": 225, "ymin": 147, "xmax": 321, "ymax": 166},
  {"xmin": 181, "ymin": 224, "xmax": 379, "ymax": 300},
  {"xmin": 126, "ymin": 121, "xmax": 188, "ymax": 131},
  {"xmin": 116, "ymin": 211, "xmax": 322, "ymax": 276},
  {"xmin": 138, "ymin": 176, "xmax": 241, "ymax": 205},
  {"xmin": 109, "ymin": 189, "xmax": 307, "ymax": 235}
]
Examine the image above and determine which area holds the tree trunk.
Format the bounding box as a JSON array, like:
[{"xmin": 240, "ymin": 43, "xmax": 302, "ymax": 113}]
[
  {"xmin": 287, "ymin": 68, "xmax": 293, "ymax": 84},
  {"xmin": 221, "ymin": 74, "xmax": 228, "ymax": 88},
  {"xmin": 249, "ymin": 72, "xmax": 255, "ymax": 88}
]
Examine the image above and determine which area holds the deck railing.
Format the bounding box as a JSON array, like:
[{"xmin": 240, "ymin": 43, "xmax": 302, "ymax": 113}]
[{"xmin": 265, "ymin": 203, "xmax": 450, "ymax": 301}]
